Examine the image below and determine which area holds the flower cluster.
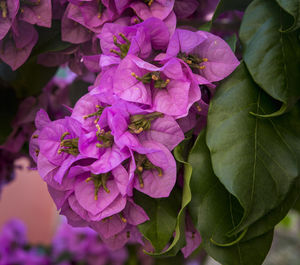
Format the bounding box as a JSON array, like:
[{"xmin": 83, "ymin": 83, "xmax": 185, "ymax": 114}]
[{"xmin": 27, "ymin": 0, "xmax": 239, "ymax": 255}]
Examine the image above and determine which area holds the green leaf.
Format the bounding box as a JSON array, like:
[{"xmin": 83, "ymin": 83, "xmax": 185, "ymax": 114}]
[
  {"xmin": 206, "ymin": 63, "xmax": 300, "ymax": 235},
  {"xmin": 226, "ymin": 34, "xmax": 237, "ymax": 52},
  {"xmin": 244, "ymin": 177, "xmax": 300, "ymax": 240},
  {"xmin": 240, "ymin": 0, "xmax": 300, "ymax": 115},
  {"xmin": 188, "ymin": 130, "xmax": 274, "ymax": 265},
  {"xmin": 276, "ymin": 0, "xmax": 300, "ymax": 32},
  {"xmin": 136, "ymin": 191, "xmax": 180, "ymax": 252}
]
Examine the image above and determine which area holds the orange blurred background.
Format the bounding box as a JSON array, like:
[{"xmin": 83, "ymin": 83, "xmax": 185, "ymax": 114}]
[{"xmin": 0, "ymin": 157, "xmax": 59, "ymax": 244}]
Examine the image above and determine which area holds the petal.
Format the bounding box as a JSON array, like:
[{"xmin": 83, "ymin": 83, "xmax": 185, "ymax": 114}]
[
  {"xmin": 89, "ymin": 144, "xmax": 130, "ymax": 174},
  {"xmin": 134, "ymin": 141, "xmax": 176, "ymax": 198},
  {"xmin": 123, "ymin": 199, "xmax": 149, "ymax": 226},
  {"xmin": 112, "ymin": 164, "xmax": 130, "ymax": 196},
  {"xmin": 139, "ymin": 115, "xmax": 184, "ymax": 150},
  {"xmin": 153, "ymin": 80, "xmax": 190, "ymax": 117},
  {"xmin": 91, "ymin": 214, "xmax": 126, "ymax": 239},
  {"xmin": 75, "ymin": 179, "xmax": 120, "ymax": 215},
  {"xmin": 88, "ymin": 195, "xmax": 127, "ymax": 221},
  {"xmin": 194, "ymin": 31, "xmax": 240, "ymax": 82}
]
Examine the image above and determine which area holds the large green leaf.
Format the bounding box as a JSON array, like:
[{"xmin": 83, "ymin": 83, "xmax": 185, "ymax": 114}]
[
  {"xmin": 206, "ymin": 63, "xmax": 300, "ymax": 234},
  {"xmin": 189, "ymin": 130, "xmax": 274, "ymax": 265},
  {"xmin": 136, "ymin": 191, "xmax": 179, "ymax": 252},
  {"xmin": 240, "ymin": 0, "xmax": 300, "ymax": 115},
  {"xmin": 276, "ymin": 0, "xmax": 300, "ymax": 32},
  {"xmin": 244, "ymin": 177, "xmax": 300, "ymax": 240}
]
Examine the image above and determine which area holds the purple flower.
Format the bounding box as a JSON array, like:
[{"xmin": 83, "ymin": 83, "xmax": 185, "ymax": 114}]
[
  {"xmin": 159, "ymin": 29, "xmax": 240, "ymax": 82},
  {"xmin": 0, "ymin": 0, "xmax": 19, "ymax": 40},
  {"xmin": 173, "ymin": 0, "xmax": 199, "ymax": 18},
  {"xmin": 36, "ymin": 116, "xmax": 87, "ymax": 183},
  {"xmin": 62, "ymin": 5, "xmax": 93, "ymax": 44},
  {"xmin": 0, "ymin": 20, "xmax": 38, "ymax": 70},
  {"xmin": 18, "ymin": 0, "xmax": 52, "ymax": 28},
  {"xmin": 104, "ymin": 99, "xmax": 184, "ymax": 151},
  {"xmin": 128, "ymin": 140, "xmax": 177, "ymax": 198},
  {"xmin": 113, "ymin": 54, "xmax": 205, "ymax": 118},
  {"xmin": 66, "ymin": 0, "xmax": 117, "ymax": 34},
  {"xmin": 130, "ymin": 0, "xmax": 174, "ymax": 21},
  {"xmin": 99, "ymin": 17, "xmax": 169, "ymax": 60}
]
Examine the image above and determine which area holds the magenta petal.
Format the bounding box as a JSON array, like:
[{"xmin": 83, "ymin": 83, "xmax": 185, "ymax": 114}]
[
  {"xmin": 91, "ymin": 214, "xmax": 126, "ymax": 239},
  {"xmin": 130, "ymin": 0, "xmax": 174, "ymax": 20},
  {"xmin": 62, "ymin": 6, "xmax": 92, "ymax": 44},
  {"xmin": 123, "ymin": 199, "xmax": 149, "ymax": 226},
  {"xmin": 139, "ymin": 115, "xmax": 184, "ymax": 150},
  {"xmin": 134, "ymin": 141, "xmax": 176, "ymax": 198},
  {"xmin": 153, "ymin": 80, "xmax": 190, "ymax": 117},
  {"xmin": 68, "ymin": 193, "xmax": 90, "ymax": 221},
  {"xmin": 35, "ymin": 109, "xmax": 51, "ymax": 130},
  {"xmin": 181, "ymin": 216, "xmax": 202, "ymax": 258},
  {"xmin": 174, "ymin": 0, "xmax": 199, "ymax": 18},
  {"xmin": 0, "ymin": 19, "xmax": 12, "ymax": 40},
  {"xmin": 99, "ymin": 22, "xmax": 127, "ymax": 55},
  {"xmin": 89, "ymin": 144, "xmax": 130, "ymax": 174},
  {"xmin": 19, "ymin": 0, "xmax": 52, "ymax": 27},
  {"xmin": 139, "ymin": 17, "xmax": 170, "ymax": 50},
  {"xmin": 38, "ymin": 120, "xmax": 71, "ymax": 166},
  {"xmin": 101, "ymin": 225, "xmax": 143, "ymax": 250},
  {"xmin": 0, "ymin": 23, "xmax": 38, "ymax": 70},
  {"xmin": 167, "ymin": 29, "xmax": 207, "ymax": 57},
  {"xmin": 75, "ymin": 179, "xmax": 120, "ymax": 215},
  {"xmin": 48, "ymin": 186, "xmax": 73, "ymax": 210},
  {"xmin": 37, "ymin": 153, "xmax": 57, "ymax": 179},
  {"xmin": 78, "ymin": 131, "xmax": 103, "ymax": 159},
  {"xmin": 164, "ymin": 11, "xmax": 177, "ymax": 36},
  {"xmin": 113, "ymin": 56, "xmax": 156, "ymax": 105},
  {"xmin": 149, "ymin": 0, "xmax": 175, "ymax": 20},
  {"xmin": 88, "ymin": 195, "xmax": 127, "ymax": 221},
  {"xmin": 54, "ymin": 155, "xmax": 84, "ymax": 183},
  {"xmin": 194, "ymin": 31, "xmax": 240, "ymax": 82},
  {"xmin": 112, "ymin": 165, "xmax": 129, "ymax": 196},
  {"xmin": 82, "ymin": 55, "xmax": 101, "ymax": 72},
  {"xmin": 61, "ymin": 199, "xmax": 89, "ymax": 227},
  {"xmin": 129, "ymin": 2, "xmax": 152, "ymax": 20}
]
